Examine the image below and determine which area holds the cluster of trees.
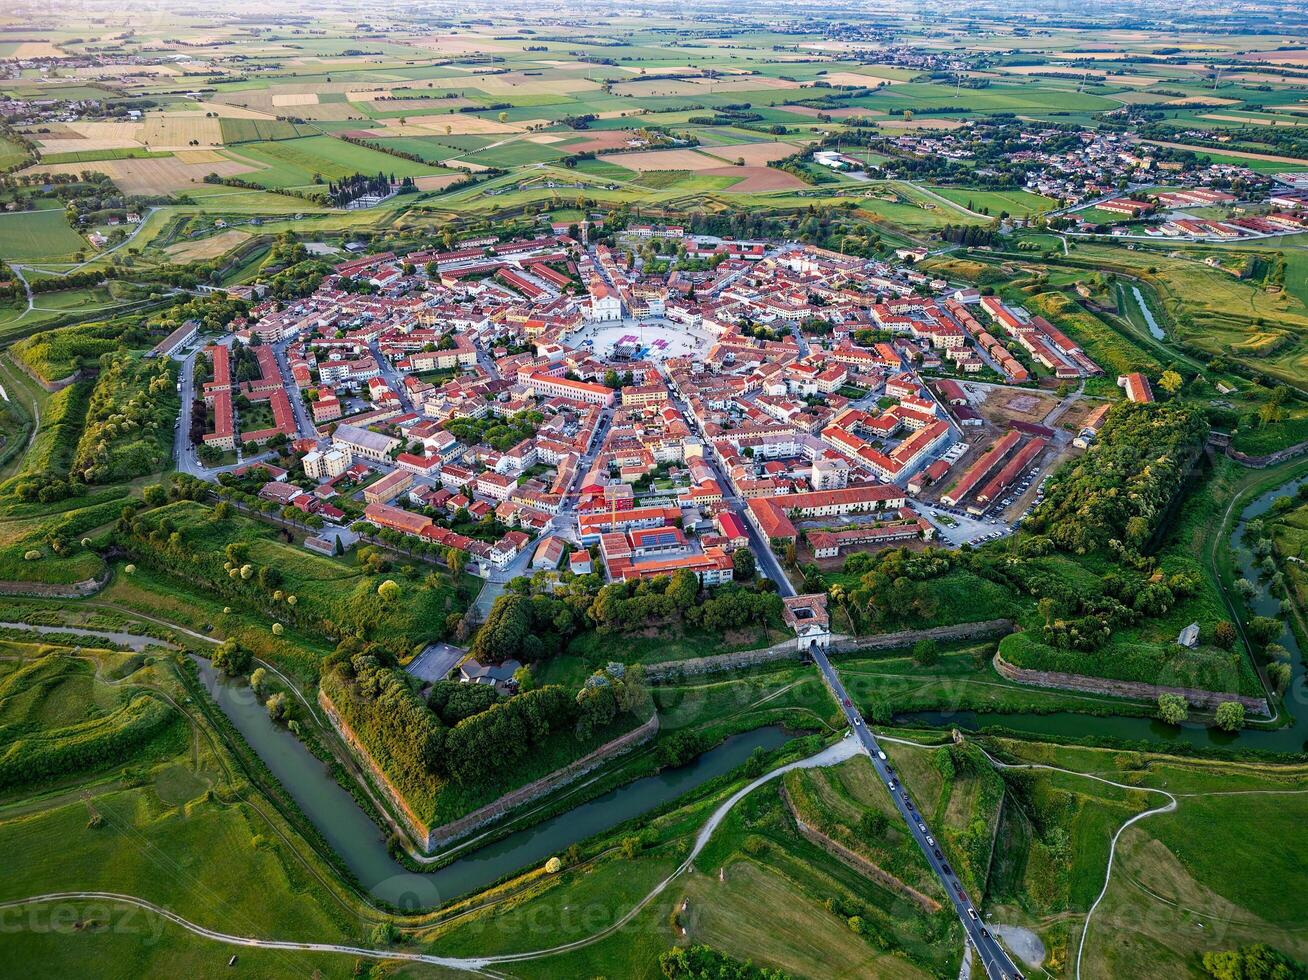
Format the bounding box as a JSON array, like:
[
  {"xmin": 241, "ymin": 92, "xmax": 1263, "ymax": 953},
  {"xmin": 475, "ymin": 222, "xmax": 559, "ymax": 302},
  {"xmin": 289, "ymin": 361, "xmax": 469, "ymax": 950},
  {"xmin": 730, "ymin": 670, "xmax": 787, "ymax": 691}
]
[
  {"xmin": 683, "ymin": 584, "xmax": 783, "ymax": 633},
  {"xmin": 992, "ymin": 555, "xmax": 1201, "ymax": 653},
  {"xmin": 70, "ymin": 352, "xmax": 177, "ymax": 484},
  {"xmin": 830, "ymin": 548, "xmax": 956, "ymax": 630},
  {"xmin": 322, "ymin": 651, "xmax": 648, "ymax": 792},
  {"xmin": 588, "ymin": 570, "xmax": 782, "ymax": 637},
  {"xmin": 1201, "ymin": 943, "xmax": 1305, "ymax": 980},
  {"xmin": 470, "ymin": 587, "xmax": 587, "ymax": 663},
  {"xmin": 325, "ymin": 172, "xmax": 414, "ymax": 208},
  {"xmin": 659, "ymin": 946, "xmax": 791, "ymax": 980},
  {"xmin": 445, "ymin": 409, "xmax": 542, "ymax": 453},
  {"xmin": 469, "ymin": 564, "xmax": 782, "ymax": 663},
  {"xmin": 254, "ymin": 250, "xmax": 336, "ymax": 301},
  {"xmin": 939, "ymin": 223, "xmax": 1002, "ymax": 247},
  {"xmin": 1024, "ymin": 403, "xmax": 1208, "ymax": 556}
]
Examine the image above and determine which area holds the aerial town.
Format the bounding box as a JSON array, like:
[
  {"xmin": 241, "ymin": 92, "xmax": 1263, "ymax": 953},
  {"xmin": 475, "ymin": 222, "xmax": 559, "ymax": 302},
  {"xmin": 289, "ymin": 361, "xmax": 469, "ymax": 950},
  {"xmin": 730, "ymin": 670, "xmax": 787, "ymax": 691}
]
[
  {"xmin": 4, "ymin": 2, "xmax": 1308, "ymax": 978},
  {"xmin": 173, "ymin": 231, "xmax": 1111, "ymax": 593}
]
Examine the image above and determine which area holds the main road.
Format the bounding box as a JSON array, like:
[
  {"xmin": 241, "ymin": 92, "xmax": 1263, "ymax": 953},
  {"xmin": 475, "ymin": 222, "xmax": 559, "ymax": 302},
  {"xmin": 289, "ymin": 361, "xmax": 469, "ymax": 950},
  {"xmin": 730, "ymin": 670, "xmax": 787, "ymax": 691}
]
[
  {"xmin": 811, "ymin": 646, "xmax": 1024, "ymax": 980},
  {"xmin": 663, "ymin": 384, "xmax": 1024, "ymax": 977}
]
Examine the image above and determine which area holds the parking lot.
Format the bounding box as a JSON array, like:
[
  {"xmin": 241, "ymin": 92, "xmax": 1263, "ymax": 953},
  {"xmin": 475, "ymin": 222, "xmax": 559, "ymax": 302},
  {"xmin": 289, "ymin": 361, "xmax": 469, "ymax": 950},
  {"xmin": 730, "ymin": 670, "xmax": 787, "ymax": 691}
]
[{"xmin": 915, "ymin": 467, "xmax": 1048, "ymax": 546}]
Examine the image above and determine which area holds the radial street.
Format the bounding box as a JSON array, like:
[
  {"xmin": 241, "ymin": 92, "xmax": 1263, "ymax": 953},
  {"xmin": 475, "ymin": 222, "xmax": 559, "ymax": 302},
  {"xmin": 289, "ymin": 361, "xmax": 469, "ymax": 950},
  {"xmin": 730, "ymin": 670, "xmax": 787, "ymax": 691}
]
[{"xmin": 752, "ymin": 496, "xmax": 1024, "ymax": 978}]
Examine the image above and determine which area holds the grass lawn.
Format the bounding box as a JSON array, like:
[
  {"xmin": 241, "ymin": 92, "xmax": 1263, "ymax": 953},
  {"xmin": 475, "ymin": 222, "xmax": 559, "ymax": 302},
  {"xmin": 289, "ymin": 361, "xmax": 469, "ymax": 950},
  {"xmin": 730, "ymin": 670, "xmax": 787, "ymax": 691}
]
[
  {"xmin": 987, "ymin": 741, "xmax": 1308, "ymax": 976},
  {"xmin": 0, "ymin": 209, "xmax": 87, "ymax": 262},
  {"xmin": 925, "ymin": 186, "xmax": 1057, "ymax": 217},
  {"xmin": 229, "ymin": 135, "xmax": 445, "ymax": 189},
  {"xmin": 1019, "ymin": 289, "xmax": 1162, "ymax": 378},
  {"xmin": 124, "ymin": 500, "xmax": 475, "ymax": 667},
  {"xmin": 563, "ymin": 621, "xmax": 791, "ymax": 671},
  {"xmin": 1059, "ymin": 241, "xmax": 1308, "ymax": 389},
  {"xmin": 0, "ymin": 638, "xmax": 365, "ymax": 973},
  {"xmin": 0, "ymin": 135, "xmax": 28, "ymax": 170},
  {"xmin": 678, "ymin": 859, "xmax": 930, "ymax": 979}
]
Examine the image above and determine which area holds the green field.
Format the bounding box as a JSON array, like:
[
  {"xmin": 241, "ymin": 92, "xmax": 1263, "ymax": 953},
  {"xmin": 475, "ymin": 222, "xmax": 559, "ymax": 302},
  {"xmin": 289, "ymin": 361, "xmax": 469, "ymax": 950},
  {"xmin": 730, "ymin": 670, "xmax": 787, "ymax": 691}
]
[
  {"xmin": 0, "ymin": 135, "xmax": 31, "ymax": 170},
  {"xmin": 38, "ymin": 147, "xmax": 174, "ymax": 165},
  {"xmin": 0, "ymin": 210, "xmax": 87, "ymax": 262},
  {"xmin": 226, "ymin": 135, "xmax": 448, "ymax": 189},
  {"xmin": 923, "ymin": 185, "xmax": 1058, "ymax": 217}
]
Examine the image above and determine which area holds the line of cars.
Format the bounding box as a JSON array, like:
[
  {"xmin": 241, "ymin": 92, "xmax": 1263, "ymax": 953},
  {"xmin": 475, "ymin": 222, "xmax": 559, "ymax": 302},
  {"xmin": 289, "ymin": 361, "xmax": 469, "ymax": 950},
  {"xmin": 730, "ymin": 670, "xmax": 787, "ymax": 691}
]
[{"xmin": 882, "ymin": 763, "xmax": 1023, "ymax": 980}]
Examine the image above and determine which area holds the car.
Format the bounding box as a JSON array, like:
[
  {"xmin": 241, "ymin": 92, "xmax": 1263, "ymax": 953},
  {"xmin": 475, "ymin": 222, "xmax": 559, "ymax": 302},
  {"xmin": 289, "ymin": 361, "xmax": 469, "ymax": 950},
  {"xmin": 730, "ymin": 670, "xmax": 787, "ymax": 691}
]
[
  {"xmin": 854, "ymin": 717, "xmax": 862, "ymax": 726},
  {"xmin": 887, "ymin": 779, "xmax": 896, "ymax": 789},
  {"xmin": 843, "ymin": 697, "xmax": 852, "ymax": 707},
  {"xmin": 918, "ymin": 823, "xmax": 927, "ymax": 833},
  {"xmin": 934, "ymin": 848, "xmax": 943, "ymax": 860},
  {"xmin": 877, "ymin": 750, "xmax": 887, "ymax": 761},
  {"xmin": 955, "ymin": 884, "xmax": 966, "ymax": 899},
  {"xmin": 926, "ymin": 835, "xmax": 934, "ymax": 846},
  {"xmin": 941, "ymin": 862, "xmax": 953, "ymax": 877},
  {"xmin": 967, "ymin": 907, "xmax": 977, "ymax": 921}
]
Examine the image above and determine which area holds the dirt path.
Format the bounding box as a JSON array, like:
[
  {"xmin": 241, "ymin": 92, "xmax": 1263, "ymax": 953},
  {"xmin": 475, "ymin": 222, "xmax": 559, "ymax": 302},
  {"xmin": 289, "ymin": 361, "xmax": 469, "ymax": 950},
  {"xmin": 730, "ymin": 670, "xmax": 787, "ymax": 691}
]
[{"xmin": 0, "ymin": 739, "xmax": 861, "ymax": 971}]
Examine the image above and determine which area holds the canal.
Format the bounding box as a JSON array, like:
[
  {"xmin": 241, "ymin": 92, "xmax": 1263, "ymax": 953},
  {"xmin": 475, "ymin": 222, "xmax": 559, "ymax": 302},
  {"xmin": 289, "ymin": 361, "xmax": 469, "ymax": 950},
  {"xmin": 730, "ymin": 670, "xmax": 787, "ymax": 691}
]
[
  {"xmin": 192, "ymin": 472, "xmax": 1305, "ymax": 909},
  {"xmin": 194, "ymin": 656, "xmax": 789, "ymax": 909},
  {"xmin": 898, "ymin": 473, "xmax": 1308, "ymax": 753}
]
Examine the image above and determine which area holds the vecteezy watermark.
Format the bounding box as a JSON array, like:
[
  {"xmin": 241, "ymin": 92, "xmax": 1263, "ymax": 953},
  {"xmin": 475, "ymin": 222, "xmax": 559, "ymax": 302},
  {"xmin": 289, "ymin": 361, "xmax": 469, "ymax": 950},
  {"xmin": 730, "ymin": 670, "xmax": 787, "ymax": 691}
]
[{"xmin": 0, "ymin": 899, "xmax": 167, "ymax": 943}]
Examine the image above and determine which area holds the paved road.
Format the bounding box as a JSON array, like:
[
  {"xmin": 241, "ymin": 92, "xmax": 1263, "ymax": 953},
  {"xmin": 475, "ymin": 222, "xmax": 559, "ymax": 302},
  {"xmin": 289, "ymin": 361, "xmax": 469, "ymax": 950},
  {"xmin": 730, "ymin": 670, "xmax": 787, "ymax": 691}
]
[
  {"xmin": 173, "ymin": 346, "xmax": 203, "ymax": 476},
  {"xmin": 684, "ymin": 414, "xmax": 1023, "ymax": 976},
  {"xmin": 272, "ymin": 339, "xmax": 319, "ymax": 439},
  {"xmin": 810, "ymin": 649, "xmax": 1025, "ymax": 980}
]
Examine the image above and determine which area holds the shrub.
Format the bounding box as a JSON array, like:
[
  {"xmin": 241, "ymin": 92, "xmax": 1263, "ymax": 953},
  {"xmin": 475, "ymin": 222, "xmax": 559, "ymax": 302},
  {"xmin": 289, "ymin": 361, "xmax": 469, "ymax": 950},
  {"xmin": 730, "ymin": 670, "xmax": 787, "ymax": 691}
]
[
  {"xmin": 1214, "ymin": 701, "xmax": 1245, "ymax": 731},
  {"xmin": 1157, "ymin": 692, "xmax": 1189, "ymax": 725}
]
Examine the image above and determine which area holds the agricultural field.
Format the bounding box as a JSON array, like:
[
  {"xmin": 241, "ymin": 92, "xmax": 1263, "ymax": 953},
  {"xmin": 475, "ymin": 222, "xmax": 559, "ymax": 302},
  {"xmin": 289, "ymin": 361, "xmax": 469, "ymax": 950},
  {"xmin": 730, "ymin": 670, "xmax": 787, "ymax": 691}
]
[
  {"xmin": 0, "ymin": 210, "xmax": 87, "ymax": 262},
  {"xmin": 222, "ymin": 135, "xmax": 450, "ymax": 190}
]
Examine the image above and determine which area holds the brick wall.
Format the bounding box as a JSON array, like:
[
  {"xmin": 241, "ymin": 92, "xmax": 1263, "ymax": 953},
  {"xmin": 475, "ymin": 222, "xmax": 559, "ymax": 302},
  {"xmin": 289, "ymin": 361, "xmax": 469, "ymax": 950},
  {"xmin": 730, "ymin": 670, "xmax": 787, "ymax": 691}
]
[{"xmin": 993, "ymin": 651, "xmax": 1269, "ymax": 716}]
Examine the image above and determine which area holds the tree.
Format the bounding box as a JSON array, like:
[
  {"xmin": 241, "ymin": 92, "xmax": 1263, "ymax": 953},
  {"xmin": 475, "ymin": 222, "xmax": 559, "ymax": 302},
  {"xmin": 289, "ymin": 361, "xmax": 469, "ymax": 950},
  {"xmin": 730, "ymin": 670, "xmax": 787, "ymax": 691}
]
[
  {"xmin": 1214, "ymin": 701, "xmax": 1245, "ymax": 732},
  {"xmin": 911, "ymin": 638, "xmax": 939, "ymax": 666},
  {"xmin": 1038, "ymin": 596, "xmax": 1056, "ymax": 627},
  {"xmin": 266, "ymin": 691, "xmax": 290, "ymax": 723},
  {"xmin": 1247, "ymin": 616, "xmax": 1283, "ymax": 647},
  {"xmin": 1159, "ymin": 370, "xmax": 1183, "ymax": 396},
  {"xmin": 732, "ymin": 548, "xmax": 756, "ymax": 582},
  {"xmin": 377, "ymin": 579, "xmax": 401, "ymax": 602},
  {"xmin": 1157, "ymin": 692, "xmax": 1188, "ymax": 725},
  {"xmin": 668, "ymin": 567, "xmax": 699, "ymax": 611},
  {"xmin": 249, "ymin": 667, "xmax": 270, "ymax": 696},
  {"xmin": 1213, "ymin": 620, "xmax": 1238, "ymax": 650},
  {"xmin": 446, "ymin": 546, "xmax": 468, "ymax": 575},
  {"xmin": 211, "ymin": 640, "xmax": 252, "ymax": 677}
]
